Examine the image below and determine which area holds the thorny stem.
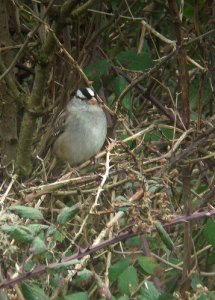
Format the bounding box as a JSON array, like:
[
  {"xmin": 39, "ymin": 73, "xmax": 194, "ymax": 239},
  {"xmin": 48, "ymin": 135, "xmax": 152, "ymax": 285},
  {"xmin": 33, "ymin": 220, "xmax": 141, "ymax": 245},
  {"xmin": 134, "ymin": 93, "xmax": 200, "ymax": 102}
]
[{"xmin": 168, "ymin": 1, "xmax": 191, "ymax": 297}]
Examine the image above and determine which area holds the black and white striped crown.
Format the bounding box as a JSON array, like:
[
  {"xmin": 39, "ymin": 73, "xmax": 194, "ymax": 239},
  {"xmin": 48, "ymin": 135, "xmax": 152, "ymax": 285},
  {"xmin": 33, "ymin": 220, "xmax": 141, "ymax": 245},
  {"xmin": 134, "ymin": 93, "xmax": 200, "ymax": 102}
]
[{"xmin": 76, "ymin": 87, "xmax": 96, "ymax": 100}]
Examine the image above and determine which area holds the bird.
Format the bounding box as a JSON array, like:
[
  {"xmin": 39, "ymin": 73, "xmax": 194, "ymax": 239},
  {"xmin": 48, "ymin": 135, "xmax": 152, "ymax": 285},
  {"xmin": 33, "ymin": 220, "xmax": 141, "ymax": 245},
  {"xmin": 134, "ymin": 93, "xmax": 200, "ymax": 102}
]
[{"xmin": 52, "ymin": 87, "xmax": 107, "ymax": 168}]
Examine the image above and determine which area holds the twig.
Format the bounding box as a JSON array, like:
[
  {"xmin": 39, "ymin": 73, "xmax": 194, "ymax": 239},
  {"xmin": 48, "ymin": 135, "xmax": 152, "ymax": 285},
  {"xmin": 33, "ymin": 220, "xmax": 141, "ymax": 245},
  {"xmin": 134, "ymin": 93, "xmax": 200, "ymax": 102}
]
[
  {"xmin": 91, "ymin": 141, "xmax": 112, "ymax": 210},
  {"xmin": 0, "ymin": 174, "xmax": 18, "ymax": 207}
]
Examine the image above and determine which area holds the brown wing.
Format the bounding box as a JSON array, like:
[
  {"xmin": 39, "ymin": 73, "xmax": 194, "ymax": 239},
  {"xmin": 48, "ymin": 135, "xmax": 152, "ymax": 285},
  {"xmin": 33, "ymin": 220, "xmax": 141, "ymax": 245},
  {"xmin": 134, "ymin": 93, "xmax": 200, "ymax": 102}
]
[
  {"xmin": 52, "ymin": 110, "xmax": 68, "ymax": 137},
  {"xmin": 45, "ymin": 109, "xmax": 69, "ymax": 150}
]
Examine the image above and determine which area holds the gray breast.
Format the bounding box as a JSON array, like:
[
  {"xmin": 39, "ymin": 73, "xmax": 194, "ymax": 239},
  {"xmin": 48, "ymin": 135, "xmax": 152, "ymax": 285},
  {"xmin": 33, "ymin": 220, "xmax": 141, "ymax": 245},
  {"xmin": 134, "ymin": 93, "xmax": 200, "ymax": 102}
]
[{"xmin": 54, "ymin": 104, "xmax": 107, "ymax": 166}]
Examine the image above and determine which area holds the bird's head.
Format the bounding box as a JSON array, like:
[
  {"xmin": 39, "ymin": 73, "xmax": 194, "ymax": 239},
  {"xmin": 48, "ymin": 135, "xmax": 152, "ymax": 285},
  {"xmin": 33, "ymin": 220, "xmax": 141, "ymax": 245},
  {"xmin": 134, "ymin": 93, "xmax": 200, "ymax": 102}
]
[{"xmin": 75, "ymin": 87, "xmax": 97, "ymax": 105}]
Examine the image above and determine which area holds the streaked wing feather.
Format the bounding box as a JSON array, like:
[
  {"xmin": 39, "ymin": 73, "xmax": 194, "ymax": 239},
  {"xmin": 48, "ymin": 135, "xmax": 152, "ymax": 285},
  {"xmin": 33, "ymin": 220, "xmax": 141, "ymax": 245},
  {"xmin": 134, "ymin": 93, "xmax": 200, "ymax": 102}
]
[
  {"xmin": 45, "ymin": 109, "xmax": 68, "ymax": 150},
  {"xmin": 52, "ymin": 110, "xmax": 68, "ymax": 137}
]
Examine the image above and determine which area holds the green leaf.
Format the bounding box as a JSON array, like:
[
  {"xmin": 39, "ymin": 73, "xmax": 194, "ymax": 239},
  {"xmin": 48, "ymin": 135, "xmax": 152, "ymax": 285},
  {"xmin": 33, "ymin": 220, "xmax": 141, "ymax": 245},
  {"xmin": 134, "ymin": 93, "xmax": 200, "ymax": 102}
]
[
  {"xmin": 109, "ymin": 258, "xmax": 130, "ymax": 282},
  {"xmin": 8, "ymin": 205, "xmax": 43, "ymax": 220},
  {"xmin": 125, "ymin": 236, "xmax": 141, "ymax": 248},
  {"xmin": 113, "ymin": 195, "xmax": 132, "ymax": 212},
  {"xmin": 113, "ymin": 76, "xmax": 132, "ymax": 112},
  {"xmin": 138, "ymin": 256, "xmax": 159, "ymax": 275},
  {"xmin": 183, "ymin": 1, "xmax": 195, "ymax": 19},
  {"xmin": 148, "ymin": 182, "xmax": 162, "ymax": 193},
  {"xmin": 57, "ymin": 203, "xmax": 81, "ymax": 225},
  {"xmin": 48, "ymin": 260, "xmax": 79, "ymax": 270},
  {"xmin": 158, "ymin": 293, "xmax": 177, "ymax": 300},
  {"xmin": 63, "ymin": 292, "xmax": 88, "ymax": 300},
  {"xmin": 155, "ymin": 221, "xmax": 174, "ymax": 251},
  {"xmin": 47, "ymin": 224, "xmax": 57, "ymax": 236},
  {"xmin": 197, "ymin": 296, "xmax": 207, "ymax": 300},
  {"xmin": 2, "ymin": 224, "xmax": 34, "ymax": 243},
  {"xmin": 141, "ymin": 280, "xmax": 161, "ymax": 299},
  {"xmin": 113, "ymin": 75, "xmax": 126, "ymax": 96},
  {"xmin": 195, "ymin": 183, "xmax": 207, "ymax": 194},
  {"xmin": 116, "ymin": 50, "xmax": 152, "ymax": 71},
  {"xmin": 197, "ymin": 295, "xmax": 215, "ymax": 300},
  {"xmin": 24, "ymin": 260, "xmax": 36, "ymax": 272},
  {"xmin": 191, "ymin": 274, "xmax": 203, "ymax": 290},
  {"xmin": 47, "ymin": 225, "xmax": 65, "ymax": 242},
  {"xmin": 203, "ymin": 219, "xmax": 215, "ymax": 246},
  {"xmin": 85, "ymin": 59, "xmax": 109, "ymax": 80},
  {"xmin": 118, "ymin": 132, "xmax": 134, "ymax": 148},
  {"xmin": 117, "ymin": 266, "xmax": 138, "ymax": 295},
  {"xmin": 74, "ymin": 269, "xmax": 93, "ymax": 287},
  {"xmin": 28, "ymin": 224, "xmax": 48, "ymax": 234},
  {"xmin": 160, "ymin": 128, "xmax": 174, "ymax": 140},
  {"xmin": 144, "ymin": 130, "xmax": 160, "ymax": 142},
  {"xmin": 22, "ymin": 283, "xmax": 50, "ymax": 300},
  {"xmin": 110, "ymin": 0, "xmax": 123, "ymax": 10},
  {"xmin": 208, "ymin": 250, "xmax": 215, "ymax": 265},
  {"xmin": 113, "ymin": 195, "xmax": 129, "ymax": 202},
  {"xmin": 117, "ymin": 296, "xmax": 130, "ymax": 300},
  {"xmin": 30, "ymin": 236, "xmax": 47, "ymax": 255}
]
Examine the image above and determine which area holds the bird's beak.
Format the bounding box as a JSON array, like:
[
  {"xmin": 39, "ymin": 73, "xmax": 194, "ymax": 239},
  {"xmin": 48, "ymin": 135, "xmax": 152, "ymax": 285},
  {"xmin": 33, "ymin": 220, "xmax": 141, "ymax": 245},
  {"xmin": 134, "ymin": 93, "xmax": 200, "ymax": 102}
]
[{"xmin": 88, "ymin": 97, "xmax": 97, "ymax": 105}]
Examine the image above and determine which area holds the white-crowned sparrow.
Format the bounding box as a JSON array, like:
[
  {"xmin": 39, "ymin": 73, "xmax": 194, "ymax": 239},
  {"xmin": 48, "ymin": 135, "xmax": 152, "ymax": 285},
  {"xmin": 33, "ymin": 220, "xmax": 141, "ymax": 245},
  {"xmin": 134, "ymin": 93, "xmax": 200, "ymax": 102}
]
[{"xmin": 52, "ymin": 87, "xmax": 107, "ymax": 166}]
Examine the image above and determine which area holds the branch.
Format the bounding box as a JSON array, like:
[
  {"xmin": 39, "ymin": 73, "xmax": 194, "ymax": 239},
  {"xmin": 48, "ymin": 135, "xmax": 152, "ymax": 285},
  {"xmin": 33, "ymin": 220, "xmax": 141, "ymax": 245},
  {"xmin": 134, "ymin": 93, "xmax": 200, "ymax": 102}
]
[
  {"xmin": 1, "ymin": 208, "xmax": 215, "ymax": 289},
  {"xmin": 168, "ymin": 1, "xmax": 191, "ymax": 296}
]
